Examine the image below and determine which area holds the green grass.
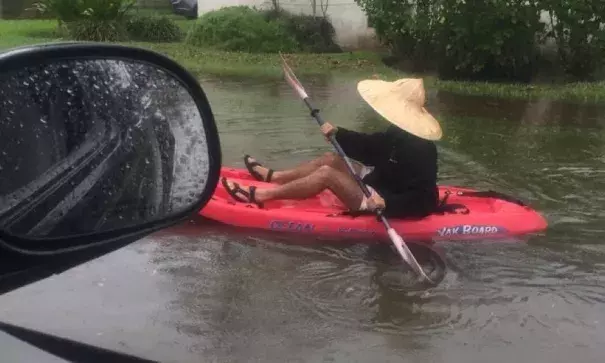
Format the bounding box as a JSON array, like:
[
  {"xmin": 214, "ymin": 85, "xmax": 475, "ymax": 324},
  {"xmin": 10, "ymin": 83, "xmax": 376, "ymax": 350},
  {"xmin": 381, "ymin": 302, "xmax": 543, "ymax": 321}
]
[
  {"xmin": 1, "ymin": 19, "xmax": 604, "ymax": 103},
  {"xmin": 139, "ymin": 43, "xmax": 397, "ymax": 78},
  {"xmin": 0, "ymin": 20, "xmax": 62, "ymax": 47},
  {"xmin": 430, "ymin": 78, "xmax": 605, "ymax": 104}
]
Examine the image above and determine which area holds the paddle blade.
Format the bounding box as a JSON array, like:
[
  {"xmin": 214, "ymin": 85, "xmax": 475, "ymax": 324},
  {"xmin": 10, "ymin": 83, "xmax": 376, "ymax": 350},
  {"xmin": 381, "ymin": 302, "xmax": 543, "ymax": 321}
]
[
  {"xmin": 280, "ymin": 55, "xmax": 308, "ymax": 99},
  {"xmin": 387, "ymin": 228, "xmax": 436, "ymax": 284}
]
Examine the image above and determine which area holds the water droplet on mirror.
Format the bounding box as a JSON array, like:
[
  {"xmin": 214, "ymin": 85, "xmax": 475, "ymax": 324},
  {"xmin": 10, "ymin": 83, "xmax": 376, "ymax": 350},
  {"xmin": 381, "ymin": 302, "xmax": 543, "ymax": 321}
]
[{"xmin": 40, "ymin": 117, "xmax": 48, "ymax": 124}]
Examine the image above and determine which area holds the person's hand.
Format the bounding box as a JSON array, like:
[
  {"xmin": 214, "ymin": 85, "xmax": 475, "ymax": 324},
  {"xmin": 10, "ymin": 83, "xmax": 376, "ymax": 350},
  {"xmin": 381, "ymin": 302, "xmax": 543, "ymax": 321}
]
[
  {"xmin": 320, "ymin": 122, "xmax": 337, "ymax": 142},
  {"xmin": 366, "ymin": 193, "xmax": 385, "ymax": 211}
]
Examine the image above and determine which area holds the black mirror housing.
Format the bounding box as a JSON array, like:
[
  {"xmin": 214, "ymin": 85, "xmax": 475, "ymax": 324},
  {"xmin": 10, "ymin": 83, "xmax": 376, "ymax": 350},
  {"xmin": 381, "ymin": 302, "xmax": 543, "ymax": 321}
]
[{"xmin": 0, "ymin": 42, "xmax": 222, "ymax": 294}]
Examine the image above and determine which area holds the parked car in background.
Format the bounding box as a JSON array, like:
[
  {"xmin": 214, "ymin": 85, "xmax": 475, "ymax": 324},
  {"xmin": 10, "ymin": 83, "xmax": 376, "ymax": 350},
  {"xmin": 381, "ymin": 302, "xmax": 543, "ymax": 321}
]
[{"xmin": 170, "ymin": 0, "xmax": 197, "ymax": 19}]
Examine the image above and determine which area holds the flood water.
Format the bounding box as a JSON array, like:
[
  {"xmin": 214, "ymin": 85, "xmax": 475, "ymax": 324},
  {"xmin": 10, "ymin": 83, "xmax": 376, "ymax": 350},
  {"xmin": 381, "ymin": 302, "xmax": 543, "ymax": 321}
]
[{"xmin": 2, "ymin": 74, "xmax": 605, "ymax": 362}]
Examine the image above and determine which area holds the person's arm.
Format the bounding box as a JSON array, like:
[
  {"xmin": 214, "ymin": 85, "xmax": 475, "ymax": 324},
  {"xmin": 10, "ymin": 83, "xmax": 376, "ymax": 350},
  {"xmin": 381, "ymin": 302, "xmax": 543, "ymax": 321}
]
[{"xmin": 321, "ymin": 123, "xmax": 385, "ymax": 165}]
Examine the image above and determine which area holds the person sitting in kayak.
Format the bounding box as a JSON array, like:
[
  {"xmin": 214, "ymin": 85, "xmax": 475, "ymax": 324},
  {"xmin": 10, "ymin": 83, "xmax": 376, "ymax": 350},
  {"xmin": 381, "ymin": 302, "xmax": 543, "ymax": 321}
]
[{"xmin": 221, "ymin": 78, "xmax": 443, "ymax": 218}]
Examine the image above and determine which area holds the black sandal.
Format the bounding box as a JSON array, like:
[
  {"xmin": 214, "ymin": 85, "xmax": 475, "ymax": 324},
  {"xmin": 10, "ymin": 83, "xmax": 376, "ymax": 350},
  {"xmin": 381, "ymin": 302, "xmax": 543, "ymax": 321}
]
[
  {"xmin": 221, "ymin": 177, "xmax": 264, "ymax": 208},
  {"xmin": 244, "ymin": 154, "xmax": 273, "ymax": 183}
]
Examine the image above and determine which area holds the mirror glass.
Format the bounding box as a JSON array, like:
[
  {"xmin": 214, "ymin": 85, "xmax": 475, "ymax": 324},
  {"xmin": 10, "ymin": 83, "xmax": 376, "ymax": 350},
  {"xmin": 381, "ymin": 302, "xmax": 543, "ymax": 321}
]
[{"xmin": 0, "ymin": 58, "xmax": 212, "ymax": 239}]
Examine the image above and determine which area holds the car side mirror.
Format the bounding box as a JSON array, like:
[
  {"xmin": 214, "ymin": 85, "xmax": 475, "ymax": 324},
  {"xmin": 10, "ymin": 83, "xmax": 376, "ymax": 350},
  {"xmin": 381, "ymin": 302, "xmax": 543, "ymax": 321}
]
[{"xmin": 0, "ymin": 43, "xmax": 221, "ymax": 293}]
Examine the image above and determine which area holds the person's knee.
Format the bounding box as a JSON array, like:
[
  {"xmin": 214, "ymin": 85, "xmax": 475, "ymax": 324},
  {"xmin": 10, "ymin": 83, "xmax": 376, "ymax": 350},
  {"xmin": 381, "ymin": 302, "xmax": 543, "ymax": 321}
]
[
  {"xmin": 321, "ymin": 152, "xmax": 339, "ymax": 165},
  {"xmin": 315, "ymin": 165, "xmax": 335, "ymax": 184}
]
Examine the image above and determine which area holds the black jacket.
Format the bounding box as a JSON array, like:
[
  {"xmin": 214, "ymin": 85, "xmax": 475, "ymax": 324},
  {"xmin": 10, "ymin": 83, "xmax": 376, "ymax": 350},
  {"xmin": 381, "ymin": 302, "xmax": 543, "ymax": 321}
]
[{"xmin": 334, "ymin": 125, "xmax": 439, "ymax": 218}]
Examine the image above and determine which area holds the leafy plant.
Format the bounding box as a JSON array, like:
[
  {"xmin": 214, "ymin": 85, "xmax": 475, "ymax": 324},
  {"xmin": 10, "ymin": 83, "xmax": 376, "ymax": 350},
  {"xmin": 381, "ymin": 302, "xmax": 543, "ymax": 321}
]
[
  {"xmin": 126, "ymin": 15, "xmax": 183, "ymax": 42},
  {"xmin": 355, "ymin": 0, "xmax": 547, "ymax": 82},
  {"xmin": 541, "ymin": 0, "xmax": 605, "ymax": 80},
  {"xmin": 32, "ymin": 0, "xmax": 136, "ymax": 41},
  {"xmin": 33, "ymin": 0, "xmax": 135, "ymax": 22},
  {"xmin": 263, "ymin": 9, "xmax": 341, "ymax": 53},
  {"xmin": 437, "ymin": 0, "xmax": 545, "ymax": 82},
  {"xmin": 354, "ymin": 0, "xmax": 440, "ymax": 71},
  {"xmin": 32, "ymin": 0, "xmax": 83, "ymax": 24},
  {"xmin": 65, "ymin": 19, "xmax": 128, "ymax": 41},
  {"xmin": 185, "ymin": 6, "xmax": 299, "ymax": 53}
]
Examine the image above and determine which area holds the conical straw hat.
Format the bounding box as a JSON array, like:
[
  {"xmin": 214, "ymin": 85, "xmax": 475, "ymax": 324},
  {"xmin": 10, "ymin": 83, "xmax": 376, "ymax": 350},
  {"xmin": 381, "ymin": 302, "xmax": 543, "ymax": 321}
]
[{"xmin": 357, "ymin": 78, "xmax": 443, "ymax": 141}]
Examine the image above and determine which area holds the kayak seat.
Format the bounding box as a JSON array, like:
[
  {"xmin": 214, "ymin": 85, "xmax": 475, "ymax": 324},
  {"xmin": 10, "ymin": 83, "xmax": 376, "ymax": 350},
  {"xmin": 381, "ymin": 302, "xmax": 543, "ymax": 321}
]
[
  {"xmin": 434, "ymin": 189, "xmax": 470, "ymax": 215},
  {"xmin": 433, "ymin": 189, "xmax": 529, "ymax": 216},
  {"xmin": 454, "ymin": 190, "xmax": 528, "ymax": 207}
]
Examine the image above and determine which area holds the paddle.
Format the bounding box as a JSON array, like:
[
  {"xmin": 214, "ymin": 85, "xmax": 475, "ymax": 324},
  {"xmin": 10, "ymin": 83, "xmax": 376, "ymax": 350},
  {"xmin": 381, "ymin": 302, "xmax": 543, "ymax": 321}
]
[{"xmin": 278, "ymin": 53, "xmax": 437, "ymax": 285}]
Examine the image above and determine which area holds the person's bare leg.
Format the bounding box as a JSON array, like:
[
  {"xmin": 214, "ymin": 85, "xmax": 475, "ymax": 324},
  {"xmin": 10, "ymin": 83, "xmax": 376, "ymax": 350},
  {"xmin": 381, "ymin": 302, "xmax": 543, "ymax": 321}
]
[
  {"xmin": 228, "ymin": 165, "xmax": 365, "ymax": 210},
  {"xmin": 247, "ymin": 152, "xmax": 359, "ymax": 185}
]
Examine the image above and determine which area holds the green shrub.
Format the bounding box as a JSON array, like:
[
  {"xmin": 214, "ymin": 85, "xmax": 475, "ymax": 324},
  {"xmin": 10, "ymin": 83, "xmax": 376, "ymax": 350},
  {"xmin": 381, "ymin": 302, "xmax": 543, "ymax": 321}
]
[
  {"xmin": 541, "ymin": 0, "xmax": 605, "ymax": 81},
  {"xmin": 32, "ymin": 0, "xmax": 135, "ymax": 40},
  {"xmin": 355, "ymin": 0, "xmax": 439, "ymax": 71},
  {"xmin": 126, "ymin": 15, "xmax": 183, "ymax": 42},
  {"xmin": 32, "ymin": 0, "xmax": 82, "ymax": 23},
  {"xmin": 185, "ymin": 6, "xmax": 299, "ymax": 53},
  {"xmin": 263, "ymin": 9, "xmax": 342, "ymax": 53},
  {"xmin": 33, "ymin": 0, "xmax": 135, "ymax": 22},
  {"xmin": 355, "ymin": 0, "xmax": 546, "ymax": 82},
  {"xmin": 65, "ymin": 19, "xmax": 128, "ymax": 41},
  {"xmin": 437, "ymin": 0, "xmax": 545, "ymax": 83}
]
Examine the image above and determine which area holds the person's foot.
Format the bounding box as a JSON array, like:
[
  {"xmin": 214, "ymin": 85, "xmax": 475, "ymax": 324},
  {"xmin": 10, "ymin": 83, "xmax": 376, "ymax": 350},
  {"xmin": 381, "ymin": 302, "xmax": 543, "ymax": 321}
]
[
  {"xmin": 244, "ymin": 154, "xmax": 274, "ymax": 182},
  {"xmin": 222, "ymin": 177, "xmax": 264, "ymax": 208}
]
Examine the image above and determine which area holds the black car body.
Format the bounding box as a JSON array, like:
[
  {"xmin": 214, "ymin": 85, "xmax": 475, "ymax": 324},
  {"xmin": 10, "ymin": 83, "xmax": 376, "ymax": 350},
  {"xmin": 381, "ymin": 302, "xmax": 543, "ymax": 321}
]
[{"xmin": 170, "ymin": 0, "xmax": 198, "ymax": 19}]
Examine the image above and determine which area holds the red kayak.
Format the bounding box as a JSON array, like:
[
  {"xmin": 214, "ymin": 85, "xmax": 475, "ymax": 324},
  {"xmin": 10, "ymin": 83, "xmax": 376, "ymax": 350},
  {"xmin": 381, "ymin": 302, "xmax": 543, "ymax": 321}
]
[{"xmin": 199, "ymin": 167, "xmax": 548, "ymax": 242}]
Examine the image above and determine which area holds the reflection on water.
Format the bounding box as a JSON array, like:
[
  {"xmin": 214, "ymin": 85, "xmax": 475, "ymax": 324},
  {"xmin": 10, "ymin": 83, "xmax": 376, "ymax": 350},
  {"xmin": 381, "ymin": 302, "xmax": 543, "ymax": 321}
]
[
  {"xmin": 433, "ymin": 91, "xmax": 605, "ymax": 128},
  {"xmin": 2, "ymin": 74, "xmax": 605, "ymax": 362}
]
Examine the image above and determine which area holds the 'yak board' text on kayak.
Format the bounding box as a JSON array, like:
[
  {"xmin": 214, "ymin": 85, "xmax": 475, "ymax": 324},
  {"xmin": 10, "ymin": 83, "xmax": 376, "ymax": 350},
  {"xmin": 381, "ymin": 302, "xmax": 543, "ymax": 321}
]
[
  {"xmin": 269, "ymin": 220, "xmax": 314, "ymax": 232},
  {"xmin": 436, "ymin": 225, "xmax": 507, "ymax": 237},
  {"xmin": 269, "ymin": 220, "xmax": 377, "ymax": 236}
]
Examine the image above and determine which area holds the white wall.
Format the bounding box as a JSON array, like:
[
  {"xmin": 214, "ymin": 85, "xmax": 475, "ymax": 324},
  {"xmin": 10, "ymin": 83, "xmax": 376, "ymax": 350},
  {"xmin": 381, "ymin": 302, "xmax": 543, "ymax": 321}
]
[{"xmin": 197, "ymin": 0, "xmax": 378, "ymax": 50}]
